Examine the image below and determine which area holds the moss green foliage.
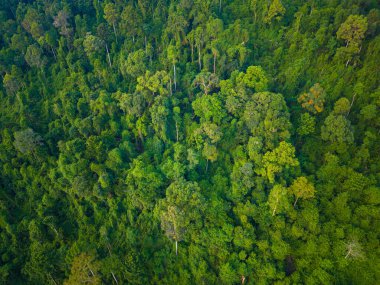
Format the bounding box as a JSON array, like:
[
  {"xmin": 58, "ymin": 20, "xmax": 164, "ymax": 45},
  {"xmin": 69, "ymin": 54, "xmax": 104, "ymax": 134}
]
[{"xmin": 0, "ymin": 0, "xmax": 379, "ymax": 284}]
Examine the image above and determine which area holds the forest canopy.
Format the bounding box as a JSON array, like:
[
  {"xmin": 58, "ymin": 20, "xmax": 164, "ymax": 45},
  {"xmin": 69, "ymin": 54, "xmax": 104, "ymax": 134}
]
[{"xmin": 0, "ymin": 0, "xmax": 379, "ymax": 284}]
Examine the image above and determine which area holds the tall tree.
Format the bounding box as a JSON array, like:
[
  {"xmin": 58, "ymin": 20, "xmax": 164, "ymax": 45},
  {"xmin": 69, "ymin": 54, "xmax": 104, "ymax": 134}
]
[
  {"xmin": 157, "ymin": 179, "xmax": 205, "ymax": 255},
  {"xmin": 104, "ymin": 3, "xmax": 119, "ymax": 42}
]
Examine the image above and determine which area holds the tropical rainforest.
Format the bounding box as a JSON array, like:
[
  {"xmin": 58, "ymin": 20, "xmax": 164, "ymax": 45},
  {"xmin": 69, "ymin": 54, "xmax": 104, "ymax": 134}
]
[{"xmin": 0, "ymin": 0, "xmax": 379, "ymax": 284}]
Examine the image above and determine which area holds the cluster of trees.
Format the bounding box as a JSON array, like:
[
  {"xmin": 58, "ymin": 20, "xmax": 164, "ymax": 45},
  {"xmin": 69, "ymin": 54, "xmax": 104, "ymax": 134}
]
[{"xmin": 0, "ymin": 0, "xmax": 379, "ymax": 284}]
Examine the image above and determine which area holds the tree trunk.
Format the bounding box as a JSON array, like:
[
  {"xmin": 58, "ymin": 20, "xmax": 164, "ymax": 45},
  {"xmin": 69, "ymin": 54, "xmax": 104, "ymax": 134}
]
[
  {"xmin": 213, "ymin": 53, "xmax": 216, "ymax": 74},
  {"xmin": 206, "ymin": 159, "xmax": 209, "ymax": 172},
  {"xmin": 219, "ymin": 0, "xmax": 222, "ymax": 13},
  {"xmin": 272, "ymin": 198, "xmax": 279, "ymax": 216},
  {"xmin": 175, "ymin": 122, "xmax": 179, "ymax": 142},
  {"xmin": 145, "ymin": 36, "xmax": 147, "ymax": 54},
  {"xmin": 345, "ymin": 249, "xmax": 351, "ymax": 259},
  {"xmin": 111, "ymin": 272, "xmax": 118, "ymax": 284},
  {"xmin": 51, "ymin": 47, "xmax": 57, "ymax": 60},
  {"xmin": 112, "ymin": 23, "xmax": 117, "ymax": 43},
  {"xmin": 51, "ymin": 226, "xmax": 59, "ymax": 237},
  {"xmin": 49, "ymin": 274, "xmax": 58, "ymax": 285},
  {"xmin": 272, "ymin": 202, "xmax": 277, "ymax": 216},
  {"xmin": 175, "ymin": 240, "xmax": 178, "ymax": 256},
  {"xmin": 173, "ymin": 63, "xmax": 177, "ymax": 91},
  {"xmin": 191, "ymin": 43, "xmax": 194, "ymax": 63},
  {"xmin": 169, "ymin": 77, "xmax": 173, "ymax": 96},
  {"xmin": 138, "ymin": 129, "xmax": 144, "ymax": 144},
  {"xmin": 347, "ymin": 93, "xmax": 356, "ymax": 116},
  {"xmin": 198, "ymin": 44, "xmax": 202, "ymax": 71},
  {"xmin": 293, "ymin": 196, "xmax": 299, "ymax": 207},
  {"xmin": 106, "ymin": 44, "xmax": 112, "ymax": 67},
  {"xmin": 106, "ymin": 243, "xmax": 112, "ymax": 256}
]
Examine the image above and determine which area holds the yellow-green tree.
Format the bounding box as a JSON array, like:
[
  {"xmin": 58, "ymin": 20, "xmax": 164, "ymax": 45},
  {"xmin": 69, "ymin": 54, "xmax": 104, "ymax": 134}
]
[
  {"xmin": 64, "ymin": 253, "xmax": 101, "ymax": 285},
  {"xmin": 289, "ymin": 176, "xmax": 315, "ymax": 207}
]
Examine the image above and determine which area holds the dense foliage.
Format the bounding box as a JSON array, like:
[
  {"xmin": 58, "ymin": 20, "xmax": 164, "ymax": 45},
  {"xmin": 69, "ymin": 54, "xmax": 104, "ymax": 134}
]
[{"xmin": 0, "ymin": 0, "xmax": 379, "ymax": 284}]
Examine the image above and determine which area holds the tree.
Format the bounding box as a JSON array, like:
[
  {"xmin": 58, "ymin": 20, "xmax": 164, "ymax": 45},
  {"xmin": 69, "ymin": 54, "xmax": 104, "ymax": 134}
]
[
  {"xmin": 243, "ymin": 92, "xmax": 291, "ymax": 150},
  {"xmin": 120, "ymin": 4, "xmax": 142, "ymax": 42},
  {"xmin": 114, "ymin": 91, "xmax": 145, "ymax": 117},
  {"xmin": 268, "ymin": 185, "xmax": 289, "ymax": 216},
  {"xmin": 238, "ymin": 65, "xmax": 268, "ymax": 92},
  {"xmin": 173, "ymin": 106, "xmax": 182, "ymax": 142},
  {"xmin": 265, "ymin": 0, "xmax": 286, "ymax": 23},
  {"xmin": 64, "ymin": 253, "xmax": 101, "ymax": 285},
  {"xmin": 298, "ymin": 83, "xmax": 326, "ymax": 114},
  {"xmin": 336, "ymin": 15, "xmax": 368, "ymax": 66},
  {"xmin": 222, "ymin": 66, "xmax": 268, "ymax": 117},
  {"xmin": 261, "ymin": 142, "xmax": 299, "ymax": 183},
  {"xmin": 344, "ymin": 240, "xmax": 364, "ymax": 260},
  {"xmin": 165, "ymin": 5, "xmax": 188, "ymax": 44},
  {"xmin": 297, "ymin": 113, "xmax": 315, "ymax": 136},
  {"xmin": 337, "ymin": 15, "xmax": 368, "ymax": 49},
  {"xmin": 160, "ymin": 205, "xmax": 184, "ymax": 255},
  {"xmin": 167, "ymin": 44, "xmax": 179, "ymax": 91},
  {"xmin": 192, "ymin": 94, "xmax": 226, "ymax": 124},
  {"xmin": 157, "ymin": 179, "xmax": 205, "ymax": 255},
  {"xmin": 83, "ymin": 33, "xmax": 103, "ymax": 58},
  {"xmin": 3, "ymin": 72, "xmax": 20, "ymax": 96},
  {"xmin": 289, "ymin": 176, "xmax": 315, "ymax": 207},
  {"xmin": 120, "ymin": 49, "xmax": 147, "ymax": 78},
  {"xmin": 104, "ymin": 3, "xmax": 119, "ymax": 42},
  {"xmin": 126, "ymin": 158, "xmax": 163, "ymax": 210},
  {"xmin": 333, "ymin": 97, "xmax": 351, "ymax": 115},
  {"xmin": 186, "ymin": 29, "xmax": 196, "ymax": 63},
  {"xmin": 97, "ymin": 23, "xmax": 112, "ymax": 67},
  {"xmin": 219, "ymin": 262, "xmax": 238, "ymax": 284},
  {"xmin": 193, "ymin": 71, "xmax": 219, "ymax": 95},
  {"xmin": 247, "ymin": 136, "xmax": 263, "ymax": 164},
  {"xmin": 25, "ymin": 44, "xmax": 46, "ymax": 70},
  {"xmin": 13, "ymin": 128, "xmax": 43, "ymax": 156},
  {"xmin": 230, "ymin": 160, "xmax": 255, "ymax": 201},
  {"xmin": 21, "ymin": 7, "xmax": 44, "ymax": 41},
  {"xmin": 53, "ymin": 10, "xmax": 72, "ymax": 38},
  {"xmin": 194, "ymin": 26, "xmax": 204, "ymax": 71},
  {"xmin": 135, "ymin": 70, "xmax": 171, "ymax": 105},
  {"xmin": 321, "ymin": 114, "xmax": 354, "ymax": 144},
  {"xmin": 205, "ymin": 17, "xmax": 223, "ymax": 73},
  {"xmin": 150, "ymin": 97, "xmax": 170, "ymax": 141},
  {"xmin": 202, "ymin": 143, "xmax": 218, "ymax": 171},
  {"xmin": 210, "ymin": 41, "xmax": 220, "ymax": 74}
]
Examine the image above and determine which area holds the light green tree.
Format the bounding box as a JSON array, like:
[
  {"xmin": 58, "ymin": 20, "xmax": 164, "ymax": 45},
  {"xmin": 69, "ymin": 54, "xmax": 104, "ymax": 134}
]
[
  {"xmin": 268, "ymin": 185, "xmax": 289, "ymax": 216},
  {"xmin": 262, "ymin": 142, "xmax": 299, "ymax": 183},
  {"xmin": 289, "ymin": 176, "xmax": 315, "ymax": 207},
  {"xmin": 265, "ymin": 0, "xmax": 286, "ymax": 23},
  {"xmin": 64, "ymin": 253, "xmax": 101, "ymax": 285}
]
